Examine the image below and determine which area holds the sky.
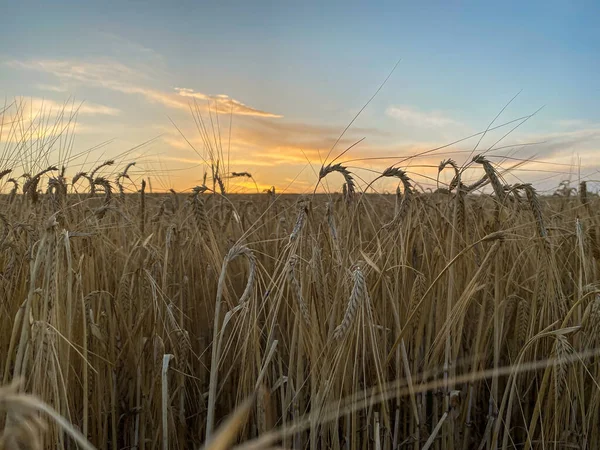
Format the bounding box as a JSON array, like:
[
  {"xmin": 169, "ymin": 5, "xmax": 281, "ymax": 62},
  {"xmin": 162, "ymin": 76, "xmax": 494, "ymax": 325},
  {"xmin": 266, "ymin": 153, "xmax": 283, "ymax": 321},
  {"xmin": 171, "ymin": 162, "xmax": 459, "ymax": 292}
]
[{"xmin": 1, "ymin": 0, "xmax": 599, "ymax": 194}]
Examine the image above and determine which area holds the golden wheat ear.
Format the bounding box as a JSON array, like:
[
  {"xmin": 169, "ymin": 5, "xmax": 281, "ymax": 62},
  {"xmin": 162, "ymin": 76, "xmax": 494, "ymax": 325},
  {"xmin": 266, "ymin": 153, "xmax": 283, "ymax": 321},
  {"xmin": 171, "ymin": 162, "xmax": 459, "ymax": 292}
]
[{"xmin": 0, "ymin": 379, "xmax": 96, "ymax": 450}]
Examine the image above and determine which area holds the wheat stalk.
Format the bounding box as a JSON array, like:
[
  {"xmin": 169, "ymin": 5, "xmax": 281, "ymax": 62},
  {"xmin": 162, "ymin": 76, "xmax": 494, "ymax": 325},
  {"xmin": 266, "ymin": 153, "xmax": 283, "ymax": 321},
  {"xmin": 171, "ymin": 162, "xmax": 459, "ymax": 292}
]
[
  {"xmin": 7, "ymin": 178, "xmax": 18, "ymax": 203},
  {"xmin": 381, "ymin": 167, "xmax": 413, "ymax": 225},
  {"xmin": 552, "ymin": 334, "xmax": 570, "ymax": 399},
  {"xmin": 582, "ymin": 294, "xmax": 600, "ymax": 347},
  {"xmin": 0, "ymin": 168, "xmax": 12, "ymax": 184},
  {"xmin": 72, "ymin": 171, "xmax": 94, "ymax": 194},
  {"xmin": 215, "ymin": 173, "xmax": 226, "ymax": 195},
  {"xmin": 287, "ymin": 255, "xmax": 311, "ymax": 326},
  {"xmin": 227, "ymin": 244, "xmax": 257, "ymax": 304},
  {"xmin": 90, "ymin": 160, "xmax": 114, "ymax": 180},
  {"xmin": 23, "ymin": 166, "xmax": 57, "ymax": 203},
  {"xmin": 116, "ymin": 162, "xmax": 136, "ymax": 200},
  {"xmin": 139, "ymin": 179, "xmax": 146, "ymax": 234}
]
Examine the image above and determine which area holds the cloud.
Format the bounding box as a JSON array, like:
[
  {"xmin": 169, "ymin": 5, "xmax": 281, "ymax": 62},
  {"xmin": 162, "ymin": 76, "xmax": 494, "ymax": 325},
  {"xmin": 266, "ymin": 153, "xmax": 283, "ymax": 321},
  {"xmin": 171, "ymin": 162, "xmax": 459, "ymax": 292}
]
[
  {"xmin": 24, "ymin": 98, "xmax": 121, "ymax": 116},
  {"xmin": 35, "ymin": 84, "xmax": 69, "ymax": 93},
  {"xmin": 553, "ymin": 119, "xmax": 589, "ymax": 129},
  {"xmin": 7, "ymin": 59, "xmax": 142, "ymax": 84},
  {"xmin": 515, "ymin": 125, "xmax": 600, "ymax": 160},
  {"xmin": 95, "ymin": 31, "xmax": 165, "ymax": 63},
  {"xmin": 175, "ymin": 88, "xmax": 282, "ymax": 118},
  {"xmin": 7, "ymin": 59, "xmax": 282, "ymax": 118},
  {"xmin": 386, "ymin": 105, "xmax": 462, "ymax": 128},
  {"xmin": 0, "ymin": 122, "xmax": 99, "ymax": 144},
  {"xmin": 471, "ymin": 124, "xmax": 600, "ymax": 193},
  {"xmin": 159, "ymin": 153, "xmax": 278, "ymax": 168}
]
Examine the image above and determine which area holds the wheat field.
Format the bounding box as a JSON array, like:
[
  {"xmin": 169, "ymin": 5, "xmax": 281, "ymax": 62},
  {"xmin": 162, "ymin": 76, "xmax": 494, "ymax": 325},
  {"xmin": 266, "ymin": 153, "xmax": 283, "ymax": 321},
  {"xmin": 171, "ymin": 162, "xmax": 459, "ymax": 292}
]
[{"xmin": 1, "ymin": 114, "xmax": 600, "ymax": 449}]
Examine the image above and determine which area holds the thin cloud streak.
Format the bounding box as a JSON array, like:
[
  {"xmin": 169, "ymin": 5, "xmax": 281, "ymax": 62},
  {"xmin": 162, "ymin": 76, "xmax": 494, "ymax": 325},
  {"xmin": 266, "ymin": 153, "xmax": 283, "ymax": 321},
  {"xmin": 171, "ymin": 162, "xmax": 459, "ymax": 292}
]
[
  {"xmin": 35, "ymin": 84, "xmax": 69, "ymax": 93},
  {"xmin": 515, "ymin": 125, "xmax": 600, "ymax": 160},
  {"xmin": 554, "ymin": 119, "xmax": 589, "ymax": 128},
  {"xmin": 386, "ymin": 105, "xmax": 462, "ymax": 128},
  {"xmin": 26, "ymin": 98, "xmax": 121, "ymax": 116}
]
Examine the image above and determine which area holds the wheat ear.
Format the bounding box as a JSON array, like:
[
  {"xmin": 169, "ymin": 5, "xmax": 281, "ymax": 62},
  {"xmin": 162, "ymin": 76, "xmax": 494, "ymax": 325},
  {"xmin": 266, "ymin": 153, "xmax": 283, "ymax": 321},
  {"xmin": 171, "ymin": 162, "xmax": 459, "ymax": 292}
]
[
  {"xmin": 332, "ymin": 265, "xmax": 367, "ymax": 341},
  {"xmin": 473, "ymin": 155, "xmax": 506, "ymax": 202},
  {"xmin": 319, "ymin": 163, "xmax": 356, "ymax": 200}
]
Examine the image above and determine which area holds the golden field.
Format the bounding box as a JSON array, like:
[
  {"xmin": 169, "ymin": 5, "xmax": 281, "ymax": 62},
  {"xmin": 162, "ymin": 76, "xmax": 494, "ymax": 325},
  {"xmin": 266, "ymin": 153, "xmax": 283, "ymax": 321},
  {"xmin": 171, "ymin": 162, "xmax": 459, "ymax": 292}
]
[{"xmin": 1, "ymin": 157, "xmax": 599, "ymax": 450}]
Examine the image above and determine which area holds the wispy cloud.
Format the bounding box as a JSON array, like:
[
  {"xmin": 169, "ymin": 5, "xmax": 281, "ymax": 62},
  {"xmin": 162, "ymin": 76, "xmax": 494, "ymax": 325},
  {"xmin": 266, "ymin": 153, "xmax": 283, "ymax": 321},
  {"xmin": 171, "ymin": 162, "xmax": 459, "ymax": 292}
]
[
  {"xmin": 25, "ymin": 98, "xmax": 121, "ymax": 116},
  {"xmin": 386, "ymin": 105, "xmax": 462, "ymax": 128},
  {"xmin": 35, "ymin": 83, "xmax": 69, "ymax": 93},
  {"xmin": 515, "ymin": 125, "xmax": 600, "ymax": 161},
  {"xmin": 553, "ymin": 119, "xmax": 589, "ymax": 128},
  {"xmin": 96, "ymin": 31, "xmax": 165, "ymax": 63},
  {"xmin": 0, "ymin": 97, "xmax": 115, "ymax": 146},
  {"xmin": 7, "ymin": 59, "xmax": 282, "ymax": 118}
]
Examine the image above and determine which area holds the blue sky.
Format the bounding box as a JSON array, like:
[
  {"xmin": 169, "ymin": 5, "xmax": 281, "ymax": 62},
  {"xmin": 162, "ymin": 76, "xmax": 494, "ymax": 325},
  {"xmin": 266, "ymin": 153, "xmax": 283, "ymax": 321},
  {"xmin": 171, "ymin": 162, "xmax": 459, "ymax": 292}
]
[{"xmin": 1, "ymin": 0, "xmax": 599, "ymax": 192}]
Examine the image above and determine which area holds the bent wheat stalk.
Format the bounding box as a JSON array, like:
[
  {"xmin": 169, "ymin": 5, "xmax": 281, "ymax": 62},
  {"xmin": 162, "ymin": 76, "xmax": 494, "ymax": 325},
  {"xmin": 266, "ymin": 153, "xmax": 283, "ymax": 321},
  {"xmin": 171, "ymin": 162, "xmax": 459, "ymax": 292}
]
[
  {"xmin": 206, "ymin": 244, "xmax": 257, "ymax": 439},
  {"xmin": 316, "ymin": 163, "xmax": 356, "ymax": 199}
]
